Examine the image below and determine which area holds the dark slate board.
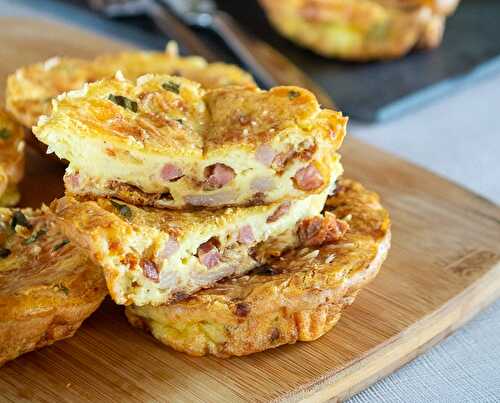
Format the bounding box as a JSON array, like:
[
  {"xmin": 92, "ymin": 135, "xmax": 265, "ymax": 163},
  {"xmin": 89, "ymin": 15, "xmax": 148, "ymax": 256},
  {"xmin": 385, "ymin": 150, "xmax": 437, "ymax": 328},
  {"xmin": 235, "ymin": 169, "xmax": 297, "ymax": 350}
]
[
  {"xmin": 215, "ymin": 0, "xmax": 500, "ymax": 121},
  {"xmin": 20, "ymin": 0, "xmax": 500, "ymax": 121}
]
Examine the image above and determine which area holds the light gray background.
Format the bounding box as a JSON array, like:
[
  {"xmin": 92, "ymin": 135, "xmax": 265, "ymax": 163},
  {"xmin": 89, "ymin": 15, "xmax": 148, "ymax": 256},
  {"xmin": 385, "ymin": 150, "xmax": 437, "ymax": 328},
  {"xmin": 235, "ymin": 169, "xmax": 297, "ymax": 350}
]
[{"xmin": 1, "ymin": 1, "xmax": 499, "ymax": 401}]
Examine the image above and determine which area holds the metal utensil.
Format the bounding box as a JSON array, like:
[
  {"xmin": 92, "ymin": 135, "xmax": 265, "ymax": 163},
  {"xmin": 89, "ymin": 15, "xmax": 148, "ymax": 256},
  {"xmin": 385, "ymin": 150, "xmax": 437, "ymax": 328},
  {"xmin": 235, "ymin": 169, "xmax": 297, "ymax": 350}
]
[
  {"xmin": 160, "ymin": 0, "xmax": 336, "ymax": 108},
  {"xmin": 89, "ymin": 0, "xmax": 217, "ymax": 60},
  {"xmin": 90, "ymin": 0, "xmax": 336, "ymax": 108}
]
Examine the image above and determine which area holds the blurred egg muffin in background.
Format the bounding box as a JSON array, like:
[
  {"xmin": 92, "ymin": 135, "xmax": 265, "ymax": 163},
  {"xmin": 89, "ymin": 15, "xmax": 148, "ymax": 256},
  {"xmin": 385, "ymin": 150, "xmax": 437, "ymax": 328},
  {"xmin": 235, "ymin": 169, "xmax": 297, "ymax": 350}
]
[{"xmin": 259, "ymin": 0, "xmax": 460, "ymax": 61}]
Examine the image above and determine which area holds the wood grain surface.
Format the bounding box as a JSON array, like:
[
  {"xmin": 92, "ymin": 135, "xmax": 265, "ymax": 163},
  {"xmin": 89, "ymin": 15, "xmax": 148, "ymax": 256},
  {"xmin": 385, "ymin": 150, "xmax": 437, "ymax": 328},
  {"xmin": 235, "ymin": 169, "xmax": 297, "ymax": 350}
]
[{"xmin": 1, "ymin": 18, "xmax": 500, "ymax": 403}]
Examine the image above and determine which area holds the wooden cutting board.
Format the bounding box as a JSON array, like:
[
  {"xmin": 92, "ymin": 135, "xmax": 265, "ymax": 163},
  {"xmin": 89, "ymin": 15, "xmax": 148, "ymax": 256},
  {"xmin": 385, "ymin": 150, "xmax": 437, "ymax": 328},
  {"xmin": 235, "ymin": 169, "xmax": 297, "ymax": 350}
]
[{"xmin": 1, "ymin": 18, "xmax": 500, "ymax": 403}]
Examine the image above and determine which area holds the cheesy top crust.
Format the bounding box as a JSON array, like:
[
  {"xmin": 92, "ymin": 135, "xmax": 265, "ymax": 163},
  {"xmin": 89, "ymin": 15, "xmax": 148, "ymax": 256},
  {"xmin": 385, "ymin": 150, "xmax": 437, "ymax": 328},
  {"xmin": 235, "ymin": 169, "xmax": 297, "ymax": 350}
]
[{"xmin": 6, "ymin": 48, "xmax": 255, "ymax": 128}]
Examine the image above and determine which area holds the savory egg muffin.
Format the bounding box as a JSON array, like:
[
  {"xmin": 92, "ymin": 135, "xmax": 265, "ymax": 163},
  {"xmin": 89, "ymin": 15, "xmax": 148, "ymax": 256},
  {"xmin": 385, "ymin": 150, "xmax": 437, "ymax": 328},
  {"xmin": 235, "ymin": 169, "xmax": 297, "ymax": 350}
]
[
  {"xmin": 33, "ymin": 74, "xmax": 347, "ymax": 209},
  {"xmin": 0, "ymin": 109, "xmax": 25, "ymax": 206},
  {"xmin": 6, "ymin": 45, "xmax": 255, "ymax": 129},
  {"xmin": 0, "ymin": 208, "xmax": 107, "ymax": 366},
  {"xmin": 49, "ymin": 175, "xmax": 339, "ymax": 306},
  {"xmin": 126, "ymin": 179, "xmax": 391, "ymax": 357},
  {"xmin": 259, "ymin": 0, "xmax": 460, "ymax": 61}
]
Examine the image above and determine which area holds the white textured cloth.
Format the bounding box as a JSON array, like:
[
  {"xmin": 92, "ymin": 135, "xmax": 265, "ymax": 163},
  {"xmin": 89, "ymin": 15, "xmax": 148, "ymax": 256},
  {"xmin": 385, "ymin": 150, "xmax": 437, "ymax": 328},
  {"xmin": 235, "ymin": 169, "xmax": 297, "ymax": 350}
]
[
  {"xmin": 349, "ymin": 299, "xmax": 500, "ymax": 403},
  {"xmin": 3, "ymin": 1, "xmax": 500, "ymax": 401},
  {"xmin": 349, "ymin": 63, "xmax": 500, "ymax": 403}
]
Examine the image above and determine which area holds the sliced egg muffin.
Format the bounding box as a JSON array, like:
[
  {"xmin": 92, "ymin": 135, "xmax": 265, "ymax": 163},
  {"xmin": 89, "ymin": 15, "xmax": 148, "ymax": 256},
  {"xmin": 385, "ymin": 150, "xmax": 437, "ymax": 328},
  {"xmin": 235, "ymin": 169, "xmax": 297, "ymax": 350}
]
[
  {"xmin": 0, "ymin": 208, "xmax": 107, "ymax": 366},
  {"xmin": 33, "ymin": 74, "xmax": 347, "ymax": 209},
  {"xmin": 6, "ymin": 46, "xmax": 255, "ymax": 129},
  {"xmin": 49, "ymin": 174, "xmax": 341, "ymax": 307},
  {"xmin": 125, "ymin": 179, "xmax": 391, "ymax": 357}
]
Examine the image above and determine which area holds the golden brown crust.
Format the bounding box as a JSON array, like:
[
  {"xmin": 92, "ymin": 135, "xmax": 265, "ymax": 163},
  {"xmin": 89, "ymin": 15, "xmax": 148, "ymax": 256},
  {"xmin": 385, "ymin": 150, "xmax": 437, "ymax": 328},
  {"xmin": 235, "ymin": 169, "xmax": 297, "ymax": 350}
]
[
  {"xmin": 0, "ymin": 109, "xmax": 25, "ymax": 206},
  {"xmin": 125, "ymin": 179, "xmax": 391, "ymax": 357},
  {"xmin": 6, "ymin": 49, "xmax": 255, "ymax": 129},
  {"xmin": 0, "ymin": 208, "xmax": 107, "ymax": 366},
  {"xmin": 259, "ymin": 0, "xmax": 460, "ymax": 61}
]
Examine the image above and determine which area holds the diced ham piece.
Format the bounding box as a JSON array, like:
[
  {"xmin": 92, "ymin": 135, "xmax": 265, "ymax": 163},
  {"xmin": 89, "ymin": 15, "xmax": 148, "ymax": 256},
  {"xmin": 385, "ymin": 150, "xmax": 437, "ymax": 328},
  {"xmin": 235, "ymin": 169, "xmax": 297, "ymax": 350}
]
[
  {"xmin": 197, "ymin": 239, "xmax": 221, "ymax": 268},
  {"xmin": 204, "ymin": 163, "xmax": 235, "ymax": 189},
  {"xmin": 272, "ymin": 149, "xmax": 295, "ymax": 171},
  {"xmin": 238, "ymin": 225, "xmax": 255, "ymax": 244},
  {"xmin": 266, "ymin": 201, "xmax": 291, "ymax": 223},
  {"xmin": 141, "ymin": 259, "xmax": 160, "ymax": 282},
  {"xmin": 158, "ymin": 237, "xmax": 179, "ymax": 259},
  {"xmin": 298, "ymin": 214, "xmax": 349, "ymax": 247},
  {"xmin": 293, "ymin": 164, "xmax": 324, "ymax": 191},
  {"xmin": 255, "ymin": 144, "xmax": 276, "ymax": 167},
  {"xmin": 161, "ymin": 163, "xmax": 183, "ymax": 181}
]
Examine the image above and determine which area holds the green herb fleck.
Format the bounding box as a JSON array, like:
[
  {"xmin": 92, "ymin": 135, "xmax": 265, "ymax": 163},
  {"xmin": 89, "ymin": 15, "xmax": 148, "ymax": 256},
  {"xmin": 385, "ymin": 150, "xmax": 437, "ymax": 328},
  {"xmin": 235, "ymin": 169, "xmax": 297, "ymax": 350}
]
[
  {"xmin": 174, "ymin": 118, "xmax": 184, "ymax": 125},
  {"xmin": 111, "ymin": 200, "xmax": 132, "ymax": 220},
  {"xmin": 0, "ymin": 128, "xmax": 11, "ymax": 140},
  {"xmin": 0, "ymin": 247, "xmax": 11, "ymax": 258},
  {"xmin": 23, "ymin": 228, "xmax": 47, "ymax": 245},
  {"xmin": 162, "ymin": 81, "xmax": 180, "ymax": 94},
  {"xmin": 53, "ymin": 239, "xmax": 70, "ymax": 251},
  {"xmin": 55, "ymin": 283, "xmax": 69, "ymax": 295},
  {"xmin": 288, "ymin": 90, "xmax": 300, "ymax": 100},
  {"xmin": 108, "ymin": 94, "xmax": 138, "ymax": 112},
  {"xmin": 11, "ymin": 211, "xmax": 32, "ymax": 230}
]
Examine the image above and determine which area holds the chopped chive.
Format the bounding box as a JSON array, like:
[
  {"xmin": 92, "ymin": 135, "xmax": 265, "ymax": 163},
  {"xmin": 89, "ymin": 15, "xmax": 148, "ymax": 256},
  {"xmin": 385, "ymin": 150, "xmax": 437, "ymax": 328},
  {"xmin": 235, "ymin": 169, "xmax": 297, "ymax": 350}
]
[
  {"xmin": 53, "ymin": 239, "xmax": 70, "ymax": 251},
  {"xmin": 11, "ymin": 211, "xmax": 32, "ymax": 230},
  {"xmin": 0, "ymin": 128, "xmax": 11, "ymax": 140},
  {"xmin": 108, "ymin": 94, "xmax": 138, "ymax": 112},
  {"xmin": 162, "ymin": 81, "xmax": 180, "ymax": 94},
  {"xmin": 288, "ymin": 90, "xmax": 300, "ymax": 100},
  {"xmin": 23, "ymin": 228, "xmax": 47, "ymax": 245},
  {"xmin": 0, "ymin": 247, "xmax": 11, "ymax": 258},
  {"xmin": 111, "ymin": 200, "xmax": 132, "ymax": 220}
]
